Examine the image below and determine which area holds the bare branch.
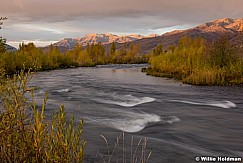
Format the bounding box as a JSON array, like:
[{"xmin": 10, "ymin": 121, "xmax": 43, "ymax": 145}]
[{"xmin": 0, "ymin": 17, "xmax": 7, "ymax": 29}]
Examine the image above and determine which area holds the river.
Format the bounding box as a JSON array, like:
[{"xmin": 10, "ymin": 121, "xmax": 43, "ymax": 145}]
[{"xmin": 30, "ymin": 64, "xmax": 243, "ymax": 163}]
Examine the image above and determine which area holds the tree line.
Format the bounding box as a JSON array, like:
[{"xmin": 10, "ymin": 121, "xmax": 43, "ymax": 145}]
[
  {"xmin": 147, "ymin": 36, "xmax": 243, "ymax": 85},
  {"xmin": 67, "ymin": 41, "xmax": 149, "ymax": 66},
  {"xmin": 0, "ymin": 41, "xmax": 149, "ymax": 74}
]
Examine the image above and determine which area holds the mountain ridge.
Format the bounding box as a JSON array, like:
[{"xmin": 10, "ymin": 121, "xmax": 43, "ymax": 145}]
[
  {"xmin": 48, "ymin": 18, "xmax": 243, "ymax": 53},
  {"xmin": 118, "ymin": 17, "xmax": 243, "ymax": 54},
  {"xmin": 52, "ymin": 33, "xmax": 159, "ymax": 49}
]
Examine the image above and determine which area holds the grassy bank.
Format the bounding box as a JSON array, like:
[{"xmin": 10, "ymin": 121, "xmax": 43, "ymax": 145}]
[{"xmin": 147, "ymin": 37, "xmax": 243, "ymax": 86}]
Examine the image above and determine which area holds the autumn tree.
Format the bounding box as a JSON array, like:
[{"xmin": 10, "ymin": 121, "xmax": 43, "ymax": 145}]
[
  {"xmin": 209, "ymin": 36, "xmax": 236, "ymax": 68},
  {"xmin": 110, "ymin": 41, "xmax": 116, "ymax": 56},
  {"xmin": 121, "ymin": 42, "xmax": 127, "ymax": 56},
  {"xmin": 166, "ymin": 45, "xmax": 176, "ymax": 53},
  {"xmin": 70, "ymin": 43, "xmax": 82, "ymax": 61},
  {"xmin": 152, "ymin": 44, "xmax": 163, "ymax": 56}
]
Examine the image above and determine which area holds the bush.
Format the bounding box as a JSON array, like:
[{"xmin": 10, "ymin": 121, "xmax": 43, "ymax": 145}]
[
  {"xmin": 148, "ymin": 37, "xmax": 243, "ymax": 85},
  {"xmin": 0, "ymin": 69, "xmax": 85, "ymax": 162}
]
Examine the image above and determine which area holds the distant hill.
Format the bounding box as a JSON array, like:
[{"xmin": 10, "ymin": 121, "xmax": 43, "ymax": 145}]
[
  {"xmin": 115, "ymin": 18, "xmax": 243, "ymax": 54},
  {"xmin": 50, "ymin": 33, "xmax": 158, "ymax": 52},
  {"xmin": 46, "ymin": 18, "xmax": 243, "ymax": 54}
]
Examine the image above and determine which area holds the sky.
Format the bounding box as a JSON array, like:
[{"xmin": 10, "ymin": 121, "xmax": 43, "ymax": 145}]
[{"xmin": 0, "ymin": 0, "xmax": 243, "ymax": 48}]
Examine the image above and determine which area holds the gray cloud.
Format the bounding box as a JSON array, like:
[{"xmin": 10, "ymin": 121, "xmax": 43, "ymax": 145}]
[
  {"xmin": 1, "ymin": 0, "xmax": 243, "ymax": 22},
  {"xmin": 0, "ymin": 0, "xmax": 243, "ymax": 47}
]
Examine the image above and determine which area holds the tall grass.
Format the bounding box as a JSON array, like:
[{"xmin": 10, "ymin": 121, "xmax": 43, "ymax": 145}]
[
  {"xmin": 0, "ymin": 69, "xmax": 85, "ymax": 162},
  {"xmin": 96, "ymin": 132, "xmax": 151, "ymax": 163}
]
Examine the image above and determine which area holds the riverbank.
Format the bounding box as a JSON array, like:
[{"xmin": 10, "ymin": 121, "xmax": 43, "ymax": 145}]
[
  {"xmin": 143, "ymin": 67, "xmax": 243, "ymax": 86},
  {"xmin": 146, "ymin": 37, "xmax": 243, "ymax": 86}
]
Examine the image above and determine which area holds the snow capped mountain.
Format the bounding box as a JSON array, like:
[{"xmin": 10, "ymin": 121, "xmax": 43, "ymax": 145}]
[{"xmin": 53, "ymin": 33, "xmax": 158, "ymax": 48}]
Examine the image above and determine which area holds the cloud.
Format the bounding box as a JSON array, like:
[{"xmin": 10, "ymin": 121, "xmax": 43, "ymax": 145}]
[
  {"xmin": 1, "ymin": 0, "xmax": 242, "ymax": 22},
  {"xmin": 0, "ymin": 0, "xmax": 243, "ymax": 47},
  {"xmin": 7, "ymin": 40, "xmax": 58, "ymax": 48},
  {"xmin": 14, "ymin": 24, "xmax": 64, "ymax": 34}
]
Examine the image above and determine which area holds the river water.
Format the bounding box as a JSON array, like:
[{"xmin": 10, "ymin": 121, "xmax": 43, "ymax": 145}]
[{"xmin": 30, "ymin": 64, "xmax": 243, "ymax": 162}]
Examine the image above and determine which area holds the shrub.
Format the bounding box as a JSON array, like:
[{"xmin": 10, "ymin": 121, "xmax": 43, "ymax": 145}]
[
  {"xmin": 0, "ymin": 69, "xmax": 85, "ymax": 162},
  {"xmin": 148, "ymin": 36, "xmax": 243, "ymax": 85}
]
